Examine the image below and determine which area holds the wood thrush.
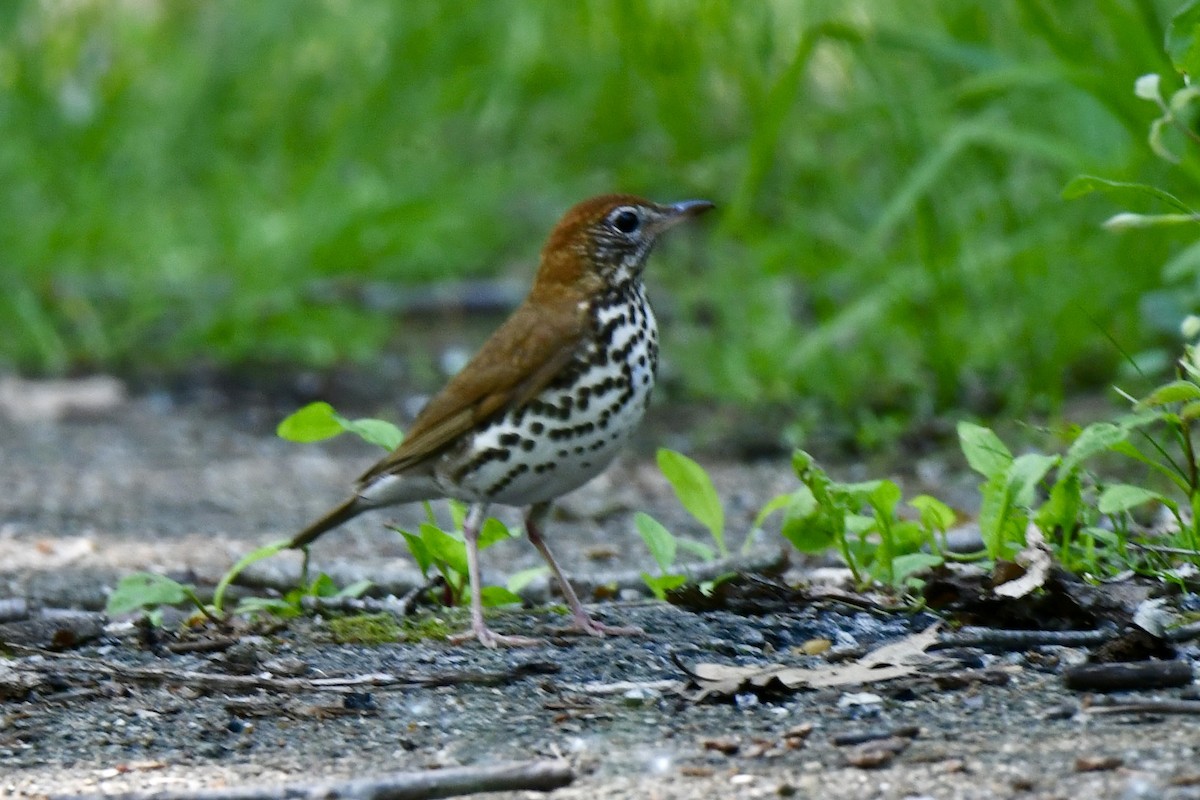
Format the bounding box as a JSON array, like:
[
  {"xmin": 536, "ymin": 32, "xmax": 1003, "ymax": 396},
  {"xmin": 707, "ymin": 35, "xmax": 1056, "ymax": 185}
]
[{"xmin": 290, "ymin": 194, "xmax": 713, "ymax": 647}]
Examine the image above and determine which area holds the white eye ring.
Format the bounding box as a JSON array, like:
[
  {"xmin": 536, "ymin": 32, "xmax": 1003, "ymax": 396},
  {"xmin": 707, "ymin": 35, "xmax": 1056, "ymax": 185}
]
[{"xmin": 609, "ymin": 207, "xmax": 641, "ymax": 234}]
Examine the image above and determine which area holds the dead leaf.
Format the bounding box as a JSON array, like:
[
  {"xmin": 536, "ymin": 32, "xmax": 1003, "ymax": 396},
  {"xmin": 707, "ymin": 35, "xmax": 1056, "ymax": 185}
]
[
  {"xmin": 688, "ymin": 624, "xmax": 942, "ymax": 700},
  {"xmin": 992, "ymin": 527, "xmax": 1052, "ymax": 598}
]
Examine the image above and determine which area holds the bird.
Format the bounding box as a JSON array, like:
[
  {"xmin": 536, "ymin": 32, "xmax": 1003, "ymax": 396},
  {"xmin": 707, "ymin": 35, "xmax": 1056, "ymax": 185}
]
[{"xmin": 289, "ymin": 194, "xmax": 714, "ymax": 647}]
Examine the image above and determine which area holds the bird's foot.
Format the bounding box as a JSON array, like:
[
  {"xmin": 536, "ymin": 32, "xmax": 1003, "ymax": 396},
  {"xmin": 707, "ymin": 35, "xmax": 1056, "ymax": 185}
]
[
  {"xmin": 448, "ymin": 623, "xmax": 543, "ymax": 649},
  {"xmin": 565, "ymin": 614, "xmax": 645, "ymax": 639}
]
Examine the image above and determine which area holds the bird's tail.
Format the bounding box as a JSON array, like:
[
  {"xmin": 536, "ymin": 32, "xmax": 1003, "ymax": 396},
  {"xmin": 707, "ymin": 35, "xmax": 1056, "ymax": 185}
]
[{"xmin": 289, "ymin": 496, "xmax": 367, "ymax": 549}]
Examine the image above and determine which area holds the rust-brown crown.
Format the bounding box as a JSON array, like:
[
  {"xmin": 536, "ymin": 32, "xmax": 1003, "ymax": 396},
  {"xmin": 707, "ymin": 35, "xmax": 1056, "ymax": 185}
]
[{"xmin": 532, "ymin": 194, "xmax": 714, "ymax": 301}]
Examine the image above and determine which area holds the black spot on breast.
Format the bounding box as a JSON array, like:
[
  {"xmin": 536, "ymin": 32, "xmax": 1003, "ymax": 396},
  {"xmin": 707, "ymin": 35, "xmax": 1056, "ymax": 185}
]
[
  {"xmin": 459, "ymin": 448, "xmax": 510, "ymax": 485},
  {"xmin": 486, "ymin": 462, "xmax": 530, "ymax": 496}
]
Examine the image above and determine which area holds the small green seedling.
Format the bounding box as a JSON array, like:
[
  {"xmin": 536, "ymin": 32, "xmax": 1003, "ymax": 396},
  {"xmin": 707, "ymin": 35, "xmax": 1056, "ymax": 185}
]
[
  {"xmin": 276, "ymin": 401, "xmax": 404, "ymax": 449},
  {"xmin": 761, "ymin": 451, "xmax": 948, "ymax": 591},
  {"xmin": 104, "ymin": 538, "xmax": 353, "ymax": 625},
  {"xmin": 395, "ymin": 507, "xmax": 539, "ymax": 608},
  {"xmin": 105, "ymin": 571, "xmax": 213, "ymax": 627},
  {"xmin": 633, "ymin": 449, "xmax": 728, "ymax": 598}
]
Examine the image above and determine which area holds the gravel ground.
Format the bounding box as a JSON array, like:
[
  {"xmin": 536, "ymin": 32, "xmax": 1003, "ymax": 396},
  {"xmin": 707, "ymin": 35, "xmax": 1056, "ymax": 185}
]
[{"xmin": 2, "ymin": 385, "xmax": 1200, "ymax": 799}]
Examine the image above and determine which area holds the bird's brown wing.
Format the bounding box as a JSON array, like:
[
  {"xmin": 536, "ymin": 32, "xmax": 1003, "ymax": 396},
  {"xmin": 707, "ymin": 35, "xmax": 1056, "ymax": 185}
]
[{"xmin": 357, "ymin": 299, "xmax": 587, "ymax": 485}]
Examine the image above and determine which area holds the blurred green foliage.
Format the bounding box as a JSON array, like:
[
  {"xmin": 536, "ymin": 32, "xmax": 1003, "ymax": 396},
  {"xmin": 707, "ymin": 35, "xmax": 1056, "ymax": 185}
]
[{"xmin": 1, "ymin": 0, "xmax": 1196, "ymax": 431}]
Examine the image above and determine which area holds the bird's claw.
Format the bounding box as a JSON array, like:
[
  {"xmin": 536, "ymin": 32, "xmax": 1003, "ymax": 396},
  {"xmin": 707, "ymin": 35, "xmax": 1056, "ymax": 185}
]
[
  {"xmin": 569, "ymin": 616, "xmax": 645, "ymax": 638},
  {"xmin": 448, "ymin": 624, "xmax": 544, "ymax": 649}
]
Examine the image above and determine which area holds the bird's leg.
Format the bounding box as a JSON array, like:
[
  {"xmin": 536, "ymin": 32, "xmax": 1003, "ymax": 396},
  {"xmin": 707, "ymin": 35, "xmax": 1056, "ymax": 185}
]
[
  {"xmin": 525, "ymin": 502, "xmax": 644, "ymax": 638},
  {"xmin": 448, "ymin": 502, "xmax": 541, "ymax": 648}
]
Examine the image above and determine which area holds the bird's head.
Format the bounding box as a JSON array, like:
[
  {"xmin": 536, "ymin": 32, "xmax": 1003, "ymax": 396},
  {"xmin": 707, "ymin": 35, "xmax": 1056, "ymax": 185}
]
[{"xmin": 533, "ymin": 194, "xmax": 714, "ymax": 298}]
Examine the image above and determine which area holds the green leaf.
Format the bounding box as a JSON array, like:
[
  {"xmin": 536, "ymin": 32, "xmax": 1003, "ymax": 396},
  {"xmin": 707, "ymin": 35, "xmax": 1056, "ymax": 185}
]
[
  {"xmin": 478, "ymin": 517, "xmax": 514, "ymax": 549},
  {"xmin": 337, "ymin": 417, "xmax": 404, "ymax": 450},
  {"xmin": 419, "ymin": 523, "xmax": 469, "ymax": 577},
  {"xmin": 1167, "ymin": 1, "xmax": 1200, "ymax": 78},
  {"xmin": 212, "ymin": 539, "xmax": 291, "ymax": 615},
  {"xmin": 235, "ymin": 596, "xmax": 301, "ymax": 618},
  {"xmin": 835, "ymin": 479, "xmax": 885, "ymax": 502},
  {"xmin": 1007, "ymin": 453, "xmax": 1057, "ymax": 508},
  {"xmin": 889, "ymin": 520, "xmax": 931, "ymax": 554},
  {"xmin": 1061, "ymin": 422, "xmax": 1127, "ymax": 475},
  {"xmin": 447, "ymin": 499, "xmax": 468, "ymax": 531},
  {"xmin": 754, "ymin": 491, "xmax": 798, "ymax": 528},
  {"xmin": 479, "ymin": 586, "xmax": 523, "ymax": 607},
  {"xmin": 866, "ymin": 479, "xmax": 903, "ymax": 514},
  {"xmin": 780, "ymin": 511, "xmax": 837, "ymax": 553},
  {"xmin": 755, "ymin": 486, "xmax": 818, "ymax": 531},
  {"xmin": 106, "ymin": 572, "xmax": 192, "ymax": 616},
  {"xmin": 1139, "ymin": 379, "xmax": 1200, "ymax": 407},
  {"xmin": 276, "ymin": 402, "xmax": 345, "ymax": 442},
  {"xmin": 676, "ymin": 538, "xmax": 717, "ymax": 562},
  {"xmin": 656, "ymin": 449, "xmax": 726, "ymax": 554},
  {"xmin": 958, "ymin": 422, "xmax": 1013, "ymax": 478},
  {"xmin": 890, "ymin": 553, "xmax": 944, "ymax": 584},
  {"xmin": 1098, "ymin": 484, "xmax": 1164, "ymax": 515},
  {"xmin": 791, "ymin": 449, "xmax": 815, "ymax": 477},
  {"xmin": 844, "ymin": 513, "xmax": 877, "ymax": 536},
  {"xmin": 1037, "ymin": 473, "xmax": 1082, "ymax": 533},
  {"xmin": 306, "ymin": 573, "xmax": 340, "ymax": 598},
  {"xmin": 641, "ymin": 572, "xmax": 687, "ymax": 601},
  {"xmin": 276, "ymin": 402, "xmax": 404, "ymax": 450},
  {"xmin": 977, "ymin": 471, "xmax": 1012, "ymax": 560},
  {"xmin": 505, "ymin": 566, "xmax": 549, "ymax": 595},
  {"xmin": 335, "ymin": 579, "xmax": 374, "ymax": 599},
  {"xmin": 1060, "ymin": 175, "xmax": 1194, "ymax": 214},
  {"xmin": 635, "ymin": 512, "xmax": 676, "ymax": 572},
  {"xmin": 399, "ymin": 529, "xmax": 434, "ymax": 575},
  {"xmin": 909, "ymin": 495, "xmax": 956, "ymax": 532}
]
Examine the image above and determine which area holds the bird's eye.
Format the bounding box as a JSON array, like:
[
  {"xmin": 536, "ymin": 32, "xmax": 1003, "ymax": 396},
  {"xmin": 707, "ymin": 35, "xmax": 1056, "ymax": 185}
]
[{"xmin": 610, "ymin": 208, "xmax": 641, "ymax": 234}]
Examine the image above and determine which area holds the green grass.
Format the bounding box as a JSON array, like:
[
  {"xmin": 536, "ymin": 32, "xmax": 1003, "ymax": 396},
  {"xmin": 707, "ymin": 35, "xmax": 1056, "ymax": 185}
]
[{"xmin": 0, "ymin": 0, "xmax": 1194, "ymax": 433}]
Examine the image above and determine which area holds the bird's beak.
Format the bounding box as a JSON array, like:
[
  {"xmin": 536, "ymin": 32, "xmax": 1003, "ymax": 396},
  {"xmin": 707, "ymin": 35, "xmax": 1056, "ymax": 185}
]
[{"xmin": 655, "ymin": 199, "xmax": 715, "ymax": 232}]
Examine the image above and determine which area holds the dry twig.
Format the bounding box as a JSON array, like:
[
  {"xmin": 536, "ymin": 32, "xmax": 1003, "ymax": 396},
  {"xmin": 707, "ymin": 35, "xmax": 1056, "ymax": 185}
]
[
  {"xmin": 51, "ymin": 758, "xmax": 574, "ymax": 800},
  {"xmin": 935, "ymin": 627, "xmax": 1113, "ymax": 650},
  {"xmin": 1086, "ymin": 697, "xmax": 1200, "ymax": 716},
  {"xmin": 7, "ymin": 647, "xmax": 558, "ymax": 695}
]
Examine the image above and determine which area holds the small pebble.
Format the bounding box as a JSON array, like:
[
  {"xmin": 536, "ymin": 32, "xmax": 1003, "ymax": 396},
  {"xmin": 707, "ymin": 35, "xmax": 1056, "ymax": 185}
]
[
  {"xmin": 1075, "ymin": 754, "xmax": 1123, "ymax": 772},
  {"xmin": 701, "ymin": 736, "xmax": 740, "ymax": 756}
]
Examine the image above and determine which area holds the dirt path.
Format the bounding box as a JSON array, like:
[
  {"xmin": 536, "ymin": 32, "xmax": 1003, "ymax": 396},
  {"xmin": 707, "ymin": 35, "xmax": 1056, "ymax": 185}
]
[{"xmin": 3, "ymin": 390, "xmax": 1199, "ymax": 799}]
